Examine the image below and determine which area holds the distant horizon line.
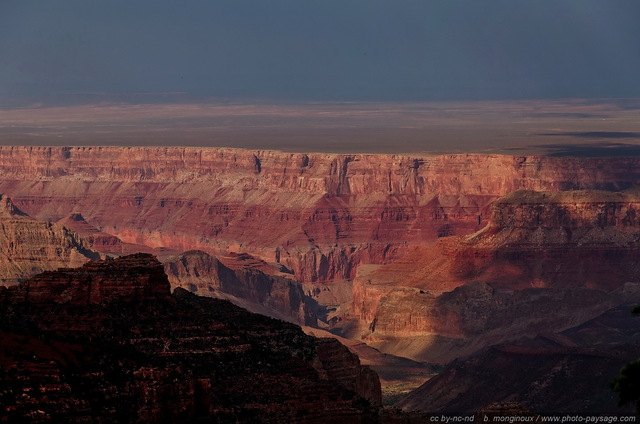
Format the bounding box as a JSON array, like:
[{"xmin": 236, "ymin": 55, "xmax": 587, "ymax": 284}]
[{"xmin": 2, "ymin": 93, "xmax": 640, "ymax": 108}]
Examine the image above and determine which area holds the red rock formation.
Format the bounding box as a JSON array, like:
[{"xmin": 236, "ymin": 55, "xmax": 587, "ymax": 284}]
[
  {"xmin": 56, "ymin": 212, "xmax": 123, "ymax": 253},
  {"xmin": 314, "ymin": 337, "xmax": 383, "ymax": 405},
  {"xmin": 2, "ymin": 146, "xmax": 640, "ymax": 282},
  {"xmin": 302, "ymin": 326, "xmax": 437, "ymax": 405},
  {"xmin": 0, "ymin": 194, "xmax": 99, "ymax": 284},
  {"xmin": 451, "ymin": 189, "xmax": 640, "ymax": 291}
]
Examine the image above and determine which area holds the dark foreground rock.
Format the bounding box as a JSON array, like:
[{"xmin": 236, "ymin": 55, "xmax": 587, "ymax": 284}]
[{"xmin": 0, "ymin": 253, "xmax": 423, "ymax": 423}]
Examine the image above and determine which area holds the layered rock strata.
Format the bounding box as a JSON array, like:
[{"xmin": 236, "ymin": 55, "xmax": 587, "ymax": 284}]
[
  {"xmin": 0, "ymin": 253, "xmax": 399, "ymax": 423},
  {"xmin": 0, "ymin": 194, "xmax": 98, "ymax": 284},
  {"xmin": 4, "ymin": 253, "xmax": 171, "ymax": 304},
  {"xmin": 56, "ymin": 212, "xmax": 123, "ymax": 253},
  {"xmin": 2, "ymin": 147, "xmax": 640, "ymax": 282},
  {"xmin": 336, "ymin": 189, "xmax": 640, "ymax": 362}
]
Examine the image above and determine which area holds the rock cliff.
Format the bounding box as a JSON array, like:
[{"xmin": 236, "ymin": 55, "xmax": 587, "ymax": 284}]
[
  {"xmin": 3, "ymin": 146, "xmax": 640, "ymax": 282},
  {"xmin": 0, "ymin": 194, "xmax": 99, "ymax": 284},
  {"xmin": 56, "ymin": 212, "xmax": 123, "ymax": 253},
  {"xmin": 449, "ymin": 189, "xmax": 640, "ymax": 291},
  {"xmin": 0, "ymin": 253, "xmax": 397, "ymax": 423},
  {"xmin": 163, "ymin": 249, "xmax": 318, "ymax": 326}
]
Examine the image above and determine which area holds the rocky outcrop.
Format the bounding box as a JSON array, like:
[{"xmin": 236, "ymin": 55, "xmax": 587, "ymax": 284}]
[
  {"xmin": 56, "ymin": 212, "xmax": 123, "ymax": 253},
  {"xmin": 446, "ymin": 189, "xmax": 640, "ymax": 291},
  {"xmin": 314, "ymin": 338, "xmax": 383, "ymax": 404},
  {"xmin": 0, "ymin": 254, "xmax": 394, "ymax": 423},
  {"xmin": 0, "ymin": 194, "xmax": 99, "ymax": 284},
  {"xmin": 3, "ymin": 147, "xmax": 640, "ymax": 282},
  {"xmin": 2, "ymin": 253, "xmax": 171, "ymax": 304},
  {"xmin": 163, "ymin": 250, "xmax": 318, "ymax": 326}
]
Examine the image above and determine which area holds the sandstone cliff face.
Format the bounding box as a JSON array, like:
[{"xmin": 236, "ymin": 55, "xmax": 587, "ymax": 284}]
[
  {"xmin": 163, "ymin": 250, "xmax": 317, "ymax": 326},
  {"xmin": 456, "ymin": 189, "xmax": 640, "ymax": 290},
  {"xmin": 0, "ymin": 253, "xmax": 390, "ymax": 423},
  {"xmin": 314, "ymin": 337, "xmax": 383, "ymax": 405},
  {"xmin": 2, "ymin": 147, "xmax": 640, "ymax": 282},
  {"xmin": 0, "ymin": 194, "xmax": 99, "ymax": 284}
]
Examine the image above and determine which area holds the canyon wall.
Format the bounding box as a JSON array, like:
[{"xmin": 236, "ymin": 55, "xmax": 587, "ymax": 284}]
[
  {"xmin": 337, "ymin": 189, "xmax": 640, "ymax": 362},
  {"xmin": 1, "ymin": 146, "xmax": 640, "ymax": 282},
  {"xmin": 5, "ymin": 253, "xmax": 171, "ymax": 304}
]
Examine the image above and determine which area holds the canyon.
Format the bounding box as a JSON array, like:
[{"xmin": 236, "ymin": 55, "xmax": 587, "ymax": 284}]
[{"xmin": 1, "ymin": 145, "xmax": 640, "ymax": 414}]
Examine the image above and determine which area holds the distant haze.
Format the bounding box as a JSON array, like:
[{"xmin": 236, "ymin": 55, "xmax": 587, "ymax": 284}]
[
  {"xmin": 1, "ymin": 99, "xmax": 640, "ymax": 156},
  {"xmin": 1, "ymin": 1, "xmax": 640, "ymax": 102}
]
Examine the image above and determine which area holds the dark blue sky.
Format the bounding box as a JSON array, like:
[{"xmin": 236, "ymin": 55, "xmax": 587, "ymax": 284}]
[{"xmin": 2, "ymin": 1, "xmax": 639, "ymax": 102}]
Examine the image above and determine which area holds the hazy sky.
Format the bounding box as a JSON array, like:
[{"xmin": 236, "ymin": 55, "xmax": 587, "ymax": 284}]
[{"xmin": 1, "ymin": 1, "xmax": 640, "ymax": 102}]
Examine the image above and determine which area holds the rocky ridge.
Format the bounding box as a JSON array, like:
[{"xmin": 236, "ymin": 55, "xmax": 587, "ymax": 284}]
[
  {"xmin": 0, "ymin": 253, "xmax": 407, "ymax": 423},
  {"xmin": 163, "ymin": 249, "xmax": 318, "ymax": 326},
  {"xmin": 3, "ymin": 253, "xmax": 171, "ymax": 304},
  {"xmin": 56, "ymin": 212, "xmax": 123, "ymax": 253}
]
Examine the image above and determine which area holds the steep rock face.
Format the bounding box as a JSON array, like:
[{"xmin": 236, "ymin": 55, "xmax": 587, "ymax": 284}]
[
  {"xmin": 0, "ymin": 194, "xmax": 99, "ymax": 284},
  {"xmin": 349, "ymin": 190, "xmax": 640, "ymax": 297},
  {"xmin": 164, "ymin": 250, "xmax": 317, "ymax": 326},
  {"xmin": 454, "ymin": 190, "xmax": 640, "ymax": 291},
  {"xmin": 56, "ymin": 212, "xmax": 123, "ymax": 253},
  {"xmin": 2, "ymin": 147, "xmax": 640, "ymax": 282},
  {"xmin": 3, "ymin": 253, "xmax": 171, "ymax": 304},
  {"xmin": 0, "ymin": 254, "xmax": 393, "ymax": 423}
]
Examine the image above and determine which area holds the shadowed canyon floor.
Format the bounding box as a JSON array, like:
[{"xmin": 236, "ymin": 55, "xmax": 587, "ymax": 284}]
[{"xmin": 2, "ymin": 146, "xmax": 640, "ymax": 413}]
